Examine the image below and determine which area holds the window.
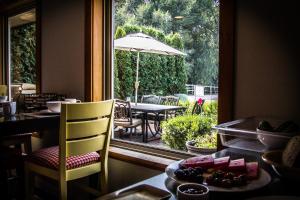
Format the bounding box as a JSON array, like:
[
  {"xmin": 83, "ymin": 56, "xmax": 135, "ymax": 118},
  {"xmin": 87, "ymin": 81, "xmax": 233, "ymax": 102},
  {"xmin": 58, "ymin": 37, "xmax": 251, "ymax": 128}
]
[
  {"xmin": 6, "ymin": 9, "xmax": 37, "ymax": 100},
  {"xmin": 112, "ymin": 0, "xmax": 220, "ymax": 155}
]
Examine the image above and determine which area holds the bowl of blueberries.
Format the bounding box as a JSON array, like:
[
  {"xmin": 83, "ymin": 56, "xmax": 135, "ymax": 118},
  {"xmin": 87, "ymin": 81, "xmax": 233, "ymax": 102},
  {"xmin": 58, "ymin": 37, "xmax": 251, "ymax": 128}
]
[{"xmin": 177, "ymin": 183, "xmax": 209, "ymax": 200}]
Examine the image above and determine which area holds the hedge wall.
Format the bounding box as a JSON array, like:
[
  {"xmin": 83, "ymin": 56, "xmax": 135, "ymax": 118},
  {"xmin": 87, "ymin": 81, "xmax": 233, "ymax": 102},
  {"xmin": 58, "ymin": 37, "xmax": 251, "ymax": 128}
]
[
  {"xmin": 114, "ymin": 25, "xmax": 187, "ymax": 99},
  {"xmin": 11, "ymin": 23, "xmax": 36, "ymax": 84}
]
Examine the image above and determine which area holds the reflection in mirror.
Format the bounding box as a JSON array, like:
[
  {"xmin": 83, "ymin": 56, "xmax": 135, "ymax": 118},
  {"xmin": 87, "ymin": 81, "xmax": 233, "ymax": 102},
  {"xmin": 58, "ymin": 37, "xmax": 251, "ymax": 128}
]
[{"xmin": 7, "ymin": 9, "xmax": 36, "ymax": 100}]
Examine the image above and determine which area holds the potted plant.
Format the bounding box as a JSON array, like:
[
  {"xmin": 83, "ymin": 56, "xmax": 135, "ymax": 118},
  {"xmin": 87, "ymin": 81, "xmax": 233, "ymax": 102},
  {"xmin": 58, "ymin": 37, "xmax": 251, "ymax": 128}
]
[
  {"xmin": 161, "ymin": 102, "xmax": 217, "ymax": 153},
  {"xmin": 186, "ymin": 131, "xmax": 217, "ymax": 154}
]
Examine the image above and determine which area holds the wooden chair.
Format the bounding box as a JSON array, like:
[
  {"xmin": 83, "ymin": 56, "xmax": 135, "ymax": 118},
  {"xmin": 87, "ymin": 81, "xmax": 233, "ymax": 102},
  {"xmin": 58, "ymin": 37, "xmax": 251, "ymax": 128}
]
[
  {"xmin": 25, "ymin": 100, "xmax": 115, "ymax": 200},
  {"xmin": 114, "ymin": 99, "xmax": 144, "ymax": 139},
  {"xmin": 0, "ymin": 85, "xmax": 7, "ymax": 96},
  {"xmin": 0, "ymin": 137, "xmax": 30, "ymax": 200}
]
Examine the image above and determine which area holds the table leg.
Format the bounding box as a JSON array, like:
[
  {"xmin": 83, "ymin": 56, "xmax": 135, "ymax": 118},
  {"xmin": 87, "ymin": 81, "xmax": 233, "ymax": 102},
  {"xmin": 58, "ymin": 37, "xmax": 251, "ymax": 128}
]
[{"xmin": 145, "ymin": 112, "xmax": 149, "ymax": 143}]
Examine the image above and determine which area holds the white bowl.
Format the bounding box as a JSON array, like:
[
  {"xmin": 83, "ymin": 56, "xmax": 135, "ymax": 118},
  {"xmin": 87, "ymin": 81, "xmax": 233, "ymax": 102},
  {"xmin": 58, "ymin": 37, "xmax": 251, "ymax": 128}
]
[
  {"xmin": 0, "ymin": 96, "xmax": 8, "ymax": 102},
  {"xmin": 46, "ymin": 101, "xmax": 62, "ymax": 113},
  {"xmin": 257, "ymin": 128, "xmax": 295, "ymax": 150},
  {"xmin": 177, "ymin": 183, "xmax": 209, "ymax": 200}
]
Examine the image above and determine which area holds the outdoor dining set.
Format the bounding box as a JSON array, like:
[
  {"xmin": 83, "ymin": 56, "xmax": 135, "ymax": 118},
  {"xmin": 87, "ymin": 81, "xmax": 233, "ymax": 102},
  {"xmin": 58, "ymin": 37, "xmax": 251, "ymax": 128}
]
[{"xmin": 114, "ymin": 95, "xmax": 185, "ymax": 143}]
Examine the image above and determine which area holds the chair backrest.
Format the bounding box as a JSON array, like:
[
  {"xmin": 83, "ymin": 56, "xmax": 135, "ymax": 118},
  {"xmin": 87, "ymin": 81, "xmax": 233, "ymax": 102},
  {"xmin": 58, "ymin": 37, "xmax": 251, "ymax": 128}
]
[
  {"xmin": 159, "ymin": 96, "xmax": 179, "ymax": 106},
  {"xmin": 114, "ymin": 99, "xmax": 132, "ymax": 124},
  {"xmin": 192, "ymin": 99, "xmax": 205, "ymax": 115},
  {"xmin": 59, "ymin": 100, "xmax": 114, "ymax": 172},
  {"xmin": 0, "ymin": 85, "xmax": 7, "ymax": 96},
  {"xmin": 141, "ymin": 95, "xmax": 159, "ymax": 104},
  {"xmin": 20, "ymin": 93, "xmax": 65, "ymax": 112}
]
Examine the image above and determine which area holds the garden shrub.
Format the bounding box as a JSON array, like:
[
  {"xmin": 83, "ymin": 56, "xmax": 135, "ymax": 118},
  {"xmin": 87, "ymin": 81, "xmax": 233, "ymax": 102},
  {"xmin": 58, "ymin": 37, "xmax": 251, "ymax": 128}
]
[{"xmin": 161, "ymin": 114, "xmax": 216, "ymax": 150}]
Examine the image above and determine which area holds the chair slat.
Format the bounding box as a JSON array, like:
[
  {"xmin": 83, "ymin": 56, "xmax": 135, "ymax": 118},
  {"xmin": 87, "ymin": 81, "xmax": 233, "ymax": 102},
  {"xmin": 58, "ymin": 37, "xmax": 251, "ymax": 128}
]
[
  {"xmin": 66, "ymin": 135, "xmax": 106, "ymax": 157},
  {"xmin": 66, "ymin": 118, "xmax": 109, "ymax": 139},
  {"xmin": 65, "ymin": 101, "xmax": 113, "ymax": 120}
]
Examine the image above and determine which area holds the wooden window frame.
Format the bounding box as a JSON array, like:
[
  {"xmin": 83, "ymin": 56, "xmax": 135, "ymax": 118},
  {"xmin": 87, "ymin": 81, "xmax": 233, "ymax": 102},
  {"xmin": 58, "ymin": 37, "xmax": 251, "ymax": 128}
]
[
  {"xmin": 0, "ymin": 0, "xmax": 41, "ymax": 93},
  {"xmin": 85, "ymin": 0, "xmax": 235, "ymax": 155}
]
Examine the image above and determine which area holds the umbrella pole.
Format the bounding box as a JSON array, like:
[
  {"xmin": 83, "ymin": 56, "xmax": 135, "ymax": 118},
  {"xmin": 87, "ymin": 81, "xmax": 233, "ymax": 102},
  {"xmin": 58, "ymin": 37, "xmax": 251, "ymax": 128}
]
[{"xmin": 135, "ymin": 51, "xmax": 140, "ymax": 105}]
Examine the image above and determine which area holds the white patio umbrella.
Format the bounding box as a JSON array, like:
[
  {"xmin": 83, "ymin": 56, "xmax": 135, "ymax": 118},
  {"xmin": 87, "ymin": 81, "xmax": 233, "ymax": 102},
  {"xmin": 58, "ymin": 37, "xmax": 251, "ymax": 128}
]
[{"xmin": 114, "ymin": 33, "xmax": 186, "ymax": 105}]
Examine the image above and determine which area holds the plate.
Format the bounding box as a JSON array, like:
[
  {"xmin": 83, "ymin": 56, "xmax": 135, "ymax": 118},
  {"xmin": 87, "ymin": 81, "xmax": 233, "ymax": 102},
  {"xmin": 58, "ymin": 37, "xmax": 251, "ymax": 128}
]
[
  {"xmin": 165, "ymin": 160, "xmax": 271, "ymax": 192},
  {"xmin": 99, "ymin": 184, "xmax": 171, "ymax": 200},
  {"xmin": 37, "ymin": 109, "xmax": 60, "ymax": 115}
]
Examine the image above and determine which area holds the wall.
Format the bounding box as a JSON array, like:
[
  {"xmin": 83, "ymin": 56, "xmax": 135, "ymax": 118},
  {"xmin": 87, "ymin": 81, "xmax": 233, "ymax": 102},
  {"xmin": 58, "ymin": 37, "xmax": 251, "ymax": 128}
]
[
  {"xmin": 108, "ymin": 158, "xmax": 161, "ymax": 192},
  {"xmin": 41, "ymin": 0, "xmax": 85, "ymax": 100},
  {"xmin": 234, "ymin": 0, "xmax": 300, "ymax": 124}
]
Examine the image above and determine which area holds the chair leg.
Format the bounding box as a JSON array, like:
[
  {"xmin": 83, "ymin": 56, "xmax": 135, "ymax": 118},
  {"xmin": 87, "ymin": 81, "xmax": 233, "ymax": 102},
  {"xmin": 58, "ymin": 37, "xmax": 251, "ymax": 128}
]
[
  {"xmin": 59, "ymin": 180, "xmax": 67, "ymax": 200},
  {"xmin": 0, "ymin": 168, "xmax": 9, "ymax": 200},
  {"xmin": 100, "ymin": 166, "xmax": 108, "ymax": 195},
  {"xmin": 25, "ymin": 163, "xmax": 34, "ymax": 200}
]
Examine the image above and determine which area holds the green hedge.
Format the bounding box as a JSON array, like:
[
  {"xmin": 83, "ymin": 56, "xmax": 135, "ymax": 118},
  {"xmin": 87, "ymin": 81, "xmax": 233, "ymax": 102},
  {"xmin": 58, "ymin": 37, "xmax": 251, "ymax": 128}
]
[
  {"xmin": 161, "ymin": 114, "xmax": 216, "ymax": 150},
  {"xmin": 114, "ymin": 25, "xmax": 187, "ymax": 99},
  {"xmin": 11, "ymin": 23, "xmax": 36, "ymax": 84}
]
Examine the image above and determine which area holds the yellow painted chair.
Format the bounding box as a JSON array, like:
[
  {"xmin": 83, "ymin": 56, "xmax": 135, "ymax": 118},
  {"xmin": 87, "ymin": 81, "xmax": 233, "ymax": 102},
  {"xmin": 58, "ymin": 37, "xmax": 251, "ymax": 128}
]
[
  {"xmin": 25, "ymin": 100, "xmax": 115, "ymax": 200},
  {"xmin": 0, "ymin": 84, "xmax": 7, "ymax": 96}
]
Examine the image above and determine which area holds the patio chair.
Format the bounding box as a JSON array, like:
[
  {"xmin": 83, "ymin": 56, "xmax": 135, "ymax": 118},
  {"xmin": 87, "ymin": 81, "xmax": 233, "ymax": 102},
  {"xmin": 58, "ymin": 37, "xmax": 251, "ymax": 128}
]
[
  {"xmin": 192, "ymin": 99, "xmax": 205, "ymax": 115},
  {"xmin": 141, "ymin": 95, "xmax": 160, "ymax": 104},
  {"xmin": 114, "ymin": 99, "xmax": 144, "ymax": 139},
  {"xmin": 158, "ymin": 95, "xmax": 179, "ymax": 106}
]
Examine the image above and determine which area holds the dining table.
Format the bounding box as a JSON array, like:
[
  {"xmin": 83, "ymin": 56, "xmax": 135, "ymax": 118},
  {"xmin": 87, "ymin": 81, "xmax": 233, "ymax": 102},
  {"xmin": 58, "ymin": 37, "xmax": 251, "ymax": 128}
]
[
  {"xmin": 0, "ymin": 112, "xmax": 60, "ymax": 138},
  {"xmin": 97, "ymin": 147, "xmax": 300, "ymax": 200},
  {"xmin": 130, "ymin": 103, "xmax": 185, "ymax": 143}
]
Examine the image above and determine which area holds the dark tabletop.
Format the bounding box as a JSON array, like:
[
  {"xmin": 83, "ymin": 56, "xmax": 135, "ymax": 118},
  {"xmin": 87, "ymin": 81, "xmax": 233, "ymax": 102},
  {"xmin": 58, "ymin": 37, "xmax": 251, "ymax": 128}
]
[
  {"xmin": 0, "ymin": 113, "xmax": 60, "ymax": 137},
  {"xmin": 97, "ymin": 148, "xmax": 300, "ymax": 200}
]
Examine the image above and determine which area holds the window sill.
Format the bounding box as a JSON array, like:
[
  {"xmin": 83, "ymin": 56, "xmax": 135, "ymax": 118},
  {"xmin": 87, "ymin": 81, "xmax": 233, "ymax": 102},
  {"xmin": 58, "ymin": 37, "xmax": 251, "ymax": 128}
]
[{"xmin": 109, "ymin": 146, "xmax": 177, "ymax": 171}]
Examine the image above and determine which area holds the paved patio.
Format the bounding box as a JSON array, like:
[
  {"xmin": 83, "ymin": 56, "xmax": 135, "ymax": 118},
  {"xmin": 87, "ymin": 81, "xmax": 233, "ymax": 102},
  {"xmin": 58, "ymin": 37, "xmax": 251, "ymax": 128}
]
[{"xmin": 113, "ymin": 122, "xmax": 169, "ymax": 149}]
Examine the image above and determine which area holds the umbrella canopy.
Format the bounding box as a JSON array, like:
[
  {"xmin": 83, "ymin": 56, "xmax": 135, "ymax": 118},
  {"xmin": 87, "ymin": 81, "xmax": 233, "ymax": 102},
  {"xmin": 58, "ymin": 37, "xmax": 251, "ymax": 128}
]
[
  {"xmin": 114, "ymin": 33, "xmax": 186, "ymax": 56},
  {"xmin": 114, "ymin": 33, "xmax": 186, "ymax": 104}
]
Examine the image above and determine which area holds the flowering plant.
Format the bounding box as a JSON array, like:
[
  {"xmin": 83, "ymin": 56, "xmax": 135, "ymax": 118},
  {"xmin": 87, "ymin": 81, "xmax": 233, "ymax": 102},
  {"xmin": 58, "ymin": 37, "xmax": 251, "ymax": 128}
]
[{"xmin": 197, "ymin": 97, "xmax": 204, "ymax": 105}]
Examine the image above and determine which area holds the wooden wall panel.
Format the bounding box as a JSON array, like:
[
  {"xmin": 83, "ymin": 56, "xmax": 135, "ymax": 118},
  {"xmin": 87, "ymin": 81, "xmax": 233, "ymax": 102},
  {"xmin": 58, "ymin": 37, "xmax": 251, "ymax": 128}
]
[
  {"xmin": 0, "ymin": 17, "xmax": 3, "ymax": 84},
  {"xmin": 218, "ymin": 0, "xmax": 235, "ymax": 149},
  {"xmin": 85, "ymin": 0, "xmax": 104, "ymax": 102}
]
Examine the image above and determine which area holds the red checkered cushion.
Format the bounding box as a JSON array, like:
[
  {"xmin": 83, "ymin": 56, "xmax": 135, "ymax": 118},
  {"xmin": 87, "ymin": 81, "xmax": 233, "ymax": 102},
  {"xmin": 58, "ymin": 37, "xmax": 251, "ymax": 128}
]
[{"xmin": 27, "ymin": 146, "xmax": 100, "ymax": 170}]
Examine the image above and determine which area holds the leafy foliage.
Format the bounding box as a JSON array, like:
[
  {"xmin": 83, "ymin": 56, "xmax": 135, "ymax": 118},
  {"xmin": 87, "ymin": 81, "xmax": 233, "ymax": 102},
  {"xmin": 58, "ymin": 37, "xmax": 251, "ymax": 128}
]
[
  {"xmin": 194, "ymin": 131, "xmax": 217, "ymax": 148},
  {"xmin": 114, "ymin": 25, "xmax": 187, "ymax": 99},
  {"xmin": 11, "ymin": 23, "xmax": 36, "ymax": 84},
  {"xmin": 115, "ymin": 0, "xmax": 219, "ymax": 86},
  {"xmin": 161, "ymin": 114, "xmax": 216, "ymax": 150}
]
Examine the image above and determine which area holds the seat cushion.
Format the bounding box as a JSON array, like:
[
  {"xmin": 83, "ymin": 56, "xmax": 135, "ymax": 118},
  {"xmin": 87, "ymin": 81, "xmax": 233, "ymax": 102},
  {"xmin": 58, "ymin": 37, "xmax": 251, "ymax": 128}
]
[{"xmin": 27, "ymin": 146, "xmax": 100, "ymax": 170}]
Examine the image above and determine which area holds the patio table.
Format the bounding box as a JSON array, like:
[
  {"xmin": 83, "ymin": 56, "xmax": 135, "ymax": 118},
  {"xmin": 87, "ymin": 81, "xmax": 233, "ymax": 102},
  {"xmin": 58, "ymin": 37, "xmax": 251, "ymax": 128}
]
[{"xmin": 130, "ymin": 103, "xmax": 184, "ymax": 143}]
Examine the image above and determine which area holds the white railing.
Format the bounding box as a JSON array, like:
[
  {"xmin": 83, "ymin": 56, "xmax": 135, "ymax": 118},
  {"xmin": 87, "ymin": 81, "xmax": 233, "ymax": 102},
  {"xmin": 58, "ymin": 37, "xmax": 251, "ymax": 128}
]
[{"xmin": 186, "ymin": 84, "xmax": 218, "ymax": 100}]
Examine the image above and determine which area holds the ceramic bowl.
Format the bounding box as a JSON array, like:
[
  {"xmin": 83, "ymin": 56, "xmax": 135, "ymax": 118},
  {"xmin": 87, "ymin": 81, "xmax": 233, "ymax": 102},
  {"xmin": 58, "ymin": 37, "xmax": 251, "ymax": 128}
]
[
  {"xmin": 0, "ymin": 96, "xmax": 8, "ymax": 102},
  {"xmin": 262, "ymin": 150, "xmax": 300, "ymax": 181},
  {"xmin": 46, "ymin": 101, "xmax": 61, "ymax": 113},
  {"xmin": 177, "ymin": 183, "xmax": 209, "ymax": 200}
]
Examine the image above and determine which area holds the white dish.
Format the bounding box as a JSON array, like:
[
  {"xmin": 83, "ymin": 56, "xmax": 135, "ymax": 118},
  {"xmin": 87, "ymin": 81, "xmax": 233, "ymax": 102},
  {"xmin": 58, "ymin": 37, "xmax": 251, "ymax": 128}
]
[
  {"xmin": 38, "ymin": 109, "xmax": 60, "ymax": 115},
  {"xmin": 46, "ymin": 101, "xmax": 62, "ymax": 113},
  {"xmin": 165, "ymin": 160, "xmax": 271, "ymax": 192}
]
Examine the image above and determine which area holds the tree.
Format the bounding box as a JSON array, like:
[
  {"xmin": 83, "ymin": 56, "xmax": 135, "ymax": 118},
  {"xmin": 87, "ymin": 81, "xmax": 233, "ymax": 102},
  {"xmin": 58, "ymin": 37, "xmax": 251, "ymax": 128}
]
[{"xmin": 114, "ymin": 0, "xmax": 219, "ymax": 86}]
